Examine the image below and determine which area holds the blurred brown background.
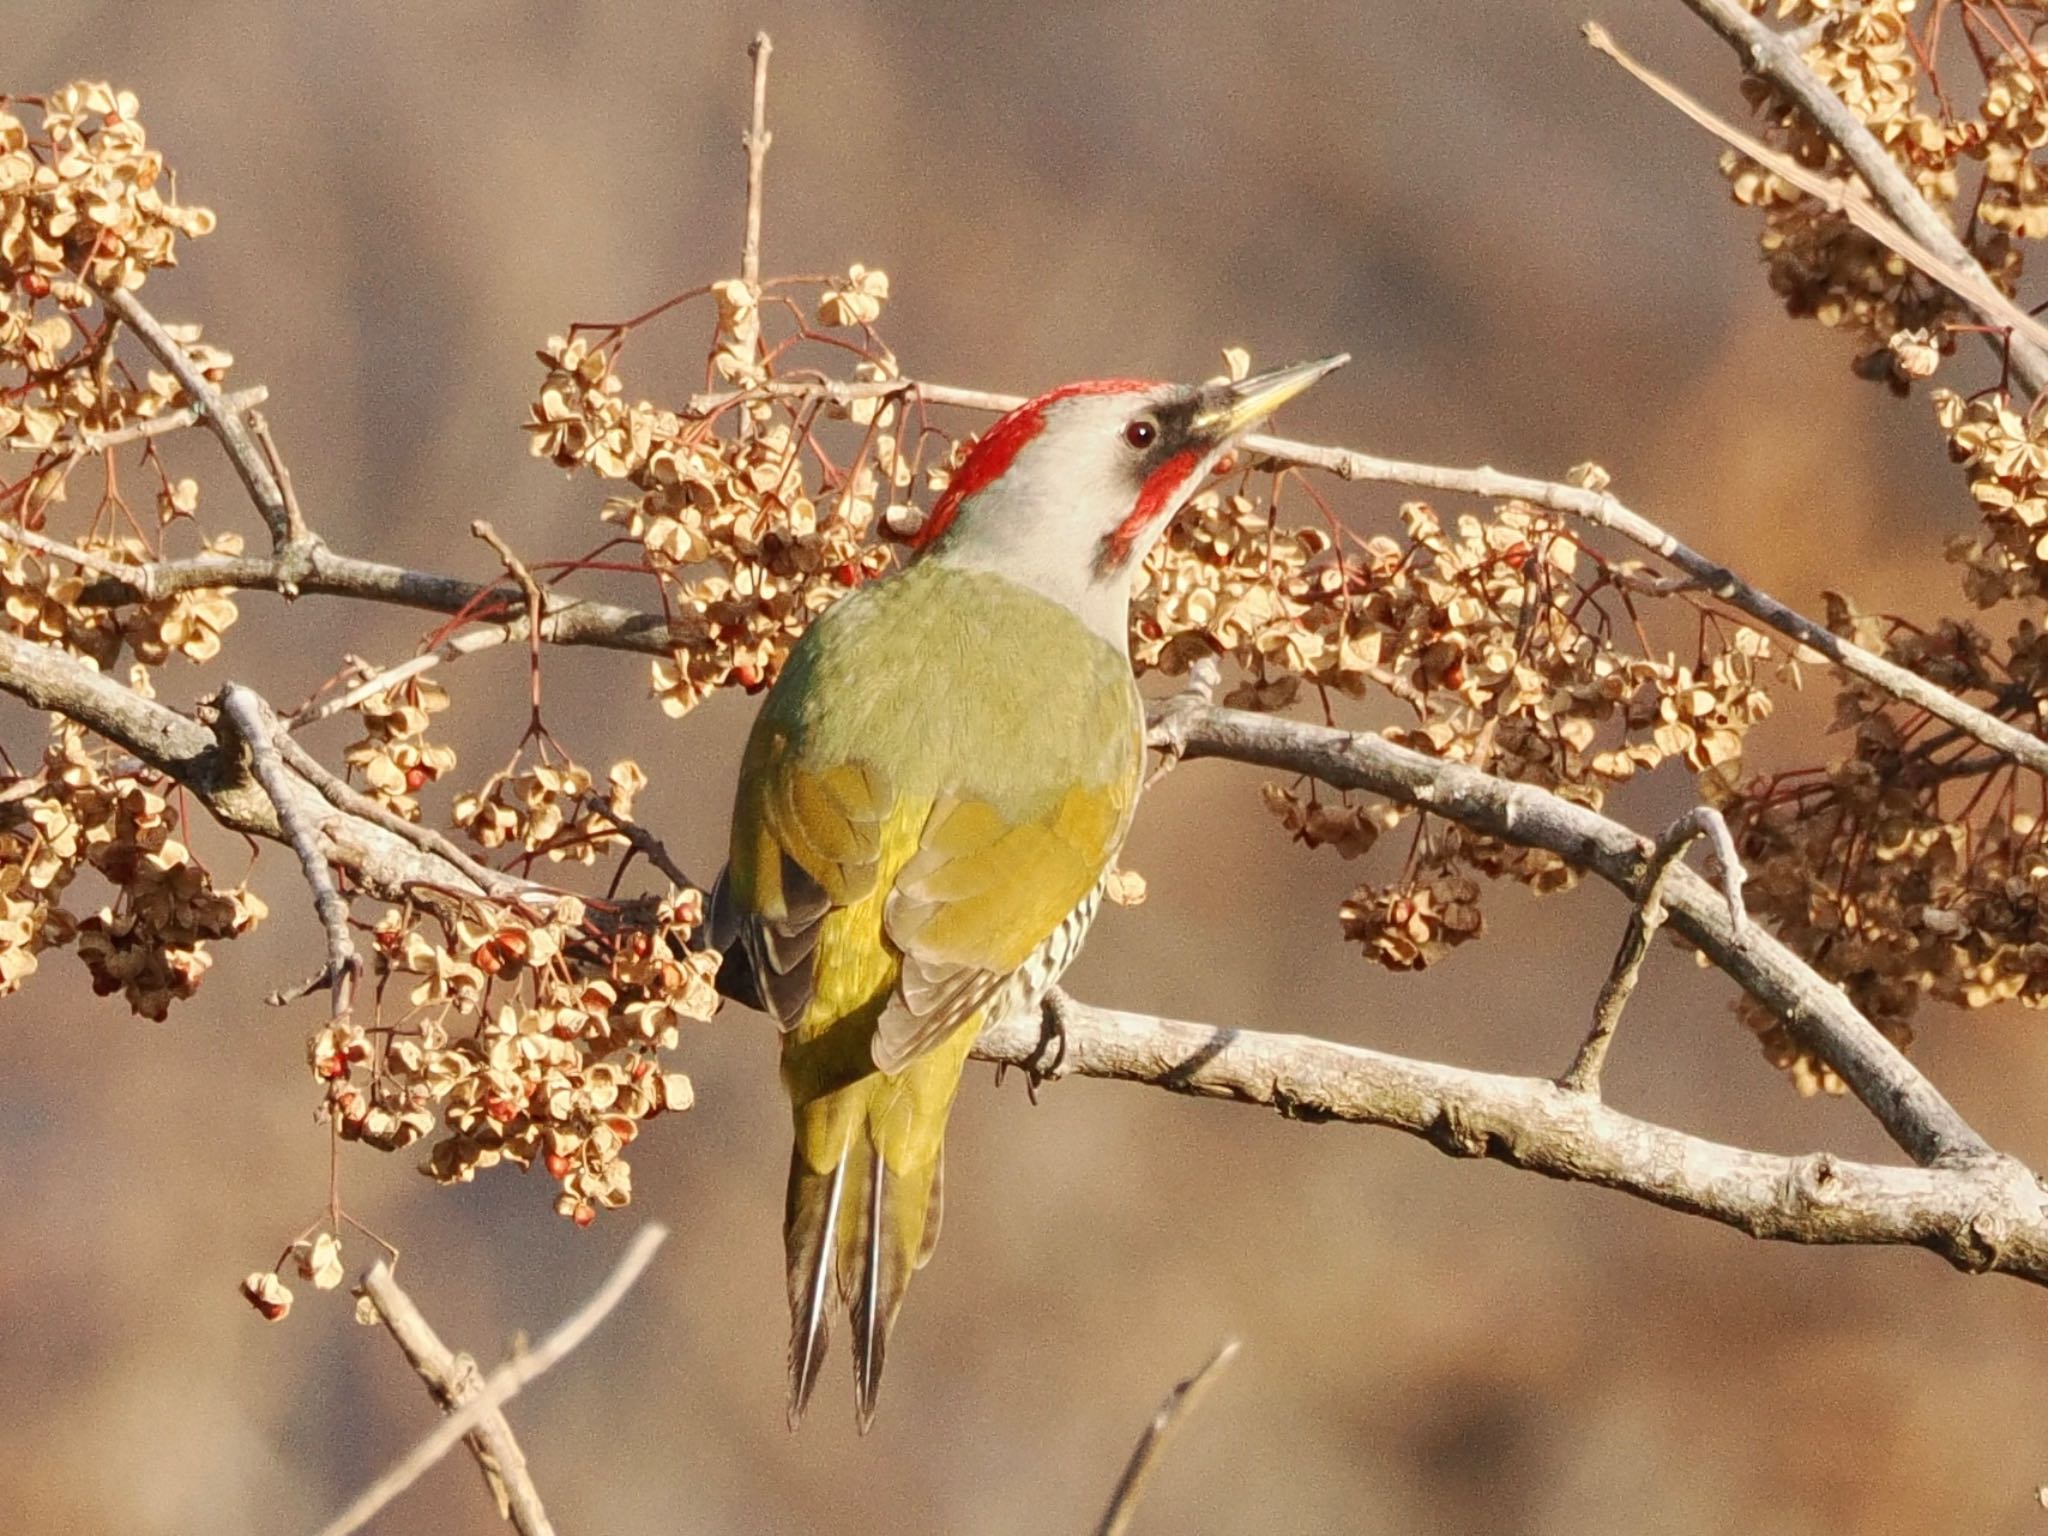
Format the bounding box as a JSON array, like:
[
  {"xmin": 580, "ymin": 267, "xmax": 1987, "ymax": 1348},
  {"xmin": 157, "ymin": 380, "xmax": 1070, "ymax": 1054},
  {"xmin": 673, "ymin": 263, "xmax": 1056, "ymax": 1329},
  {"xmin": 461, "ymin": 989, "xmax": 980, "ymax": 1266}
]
[{"xmin": 6, "ymin": 1, "xmax": 2046, "ymax": 1531}]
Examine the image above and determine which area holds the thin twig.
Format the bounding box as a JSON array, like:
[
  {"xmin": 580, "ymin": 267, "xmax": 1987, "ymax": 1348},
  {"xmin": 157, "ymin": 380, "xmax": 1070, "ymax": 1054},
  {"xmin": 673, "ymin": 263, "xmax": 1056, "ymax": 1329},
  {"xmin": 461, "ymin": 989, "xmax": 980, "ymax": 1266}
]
[
  {"xmin": 249, "ymin": 409, "xmax": 311, "ymax": 544},
  {"xmin": 1561, "ymin": 806, "xmax": 1744, "ymax": 1095},
  {"xmin": 315, "ymin": 1224, "xmax": 668, "ymax": 1536},
  {"xmin": 76, "ymin": 542, "xmax": 687, "ymax": 653},
  {"xmin": 0, "ymin": 522, "xmax": 167, "ymax": 597},
  {"xmin": 351, "ymin": 1264, "xmax": 551, "ymax": 1536},
  {"xmin": 1589, "ymin": 14, "xmax": 2048, "ymax": 395},
  {"xmin": 216, "ymin": 684, "xmax": 359, "ymax": 1016},
  {"xmin": 1094, "ymin": 1340, "xmax": 1241, "ymax": 1536},
  {"xmin": 75, "ymin": 384, "xmax": 269, "ymax": 452},
  {"xmin": 741, "ymin": 32, "xmax": 773, "ymax": 293},
  {"xmin": 96, "ymin": 286, "xmax": 316, "ymax": 578},
  {"xmin": 580, "ymin": 793, "xmax": 696, "ymax": 890},
  {"xmin": 300, "ymin": 626, "xmax": 521, "ymax": 724}
]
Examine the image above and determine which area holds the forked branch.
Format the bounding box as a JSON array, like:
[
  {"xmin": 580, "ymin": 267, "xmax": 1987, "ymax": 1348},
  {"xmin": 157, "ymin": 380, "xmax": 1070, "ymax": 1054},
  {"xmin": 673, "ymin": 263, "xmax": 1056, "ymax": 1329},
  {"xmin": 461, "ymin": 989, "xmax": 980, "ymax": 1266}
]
[{"xmin": 316, "ymin": 1224, "xmax": 668, "ymax": 1536}]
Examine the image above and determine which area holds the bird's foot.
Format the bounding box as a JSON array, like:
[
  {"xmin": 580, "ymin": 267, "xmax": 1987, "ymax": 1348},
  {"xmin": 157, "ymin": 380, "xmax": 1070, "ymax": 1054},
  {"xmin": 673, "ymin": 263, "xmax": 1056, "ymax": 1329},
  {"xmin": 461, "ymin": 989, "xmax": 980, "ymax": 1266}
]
[
  {"xmin": 1023, "ymin": 987, "xmax": 1074, "ymax": 1104},
  {"xmin": 992, "ymin": 988, "xmax": 1073, "ymax": 1104}
]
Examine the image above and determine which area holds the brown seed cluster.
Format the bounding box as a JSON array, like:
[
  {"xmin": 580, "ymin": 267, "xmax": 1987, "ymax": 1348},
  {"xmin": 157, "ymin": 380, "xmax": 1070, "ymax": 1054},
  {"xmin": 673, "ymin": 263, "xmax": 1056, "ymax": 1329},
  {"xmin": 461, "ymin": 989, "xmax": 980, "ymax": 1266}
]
[
  {"xmin": 2, "ymin": 84, "xmax": 224, "ymax": 473},
  {"xmin": 452, "ymin": 757, "xmax": 650, "ymax": 866},
  {"xmin": 1704, "ymin": 6, "xmax": 2048, "ymax": 1084},
  {"xmin": 1935, "ymin": 388, "xmax": 2048, "ymax": 605},
  {"xmin": 343, "ymin": 677, "xmax": 458, "ymax": 820},
  {"xmin": 1723, "ymin": 2, "xmax": 1961, "ymax": 355},
  {"xmin": 333, "ymin": 890, "xmax": 717, "ymax": 1223},
  {"xmin": 1148, "ymin": 496, "xmax": 1775, "ymax": 967},
  {"xmin": 3, "ymin": 533, "xmax": 242, "ymax": 667},
  {"xmin": 1724, "ymin": 590, "xmax": 2048, "ymax": 1087},
  {"xmin": 525, "ymin": 304, "xmax": 898, "ymax": 715},
  {"xmin": 0, "ymin": 723, "xmax": 264, "ymax": 1015}
]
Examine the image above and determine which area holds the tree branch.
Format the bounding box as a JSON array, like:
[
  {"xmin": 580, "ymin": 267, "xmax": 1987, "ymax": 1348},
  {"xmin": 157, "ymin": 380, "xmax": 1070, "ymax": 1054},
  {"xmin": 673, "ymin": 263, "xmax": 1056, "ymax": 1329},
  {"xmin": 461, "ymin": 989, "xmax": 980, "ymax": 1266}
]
[
  {"xmin": 77, "ymin": 384, "xmax": 269, "ymax": 452},
  {"xmin": 1094, "ymin": 1339, "xmax": 1239, "ymax": 1536},
  {"xmin": 0, "ymin": 630, "xmax": 498, "ymax": 903},
  {"xmin": 972, "ymin": 1002, "xmax": 2048, "ymax": 1285},
  {"xmin": 1163, "ymin": 702, "xmax": 1989, "ymax": 1167},
  {"xmin": 353, "ymin": 1261, "xmax": 554, "ymax": 1536},
  {"xmin": 1560, "ymin": 805, "xmax": 1741, "ymax": 1096},
  {"xmin": 63, "ymin": 540, "xmax": 684, "ymax": 655},
  {"xmin": 215, "ymin": 684, "xmax": 361, "ymax": 1016},
  {"xmin": 317, "ymin": 1224, "xmax": 668, "ymax": 1536},
  {"xmin": 1669, "ymin": 0, "xmax": 2048, "ymax": 399},
  {"xmin": 97, "ymin": 286, "xmax": 316, "ymax": 575}
]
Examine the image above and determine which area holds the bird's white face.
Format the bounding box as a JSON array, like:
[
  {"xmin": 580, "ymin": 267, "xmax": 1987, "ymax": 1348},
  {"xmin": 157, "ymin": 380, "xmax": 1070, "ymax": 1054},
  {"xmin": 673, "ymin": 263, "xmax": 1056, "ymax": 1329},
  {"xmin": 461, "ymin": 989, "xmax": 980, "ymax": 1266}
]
[{"xmin": 918, "ymin": 357, "xmax": 1346, "ymax": 647}]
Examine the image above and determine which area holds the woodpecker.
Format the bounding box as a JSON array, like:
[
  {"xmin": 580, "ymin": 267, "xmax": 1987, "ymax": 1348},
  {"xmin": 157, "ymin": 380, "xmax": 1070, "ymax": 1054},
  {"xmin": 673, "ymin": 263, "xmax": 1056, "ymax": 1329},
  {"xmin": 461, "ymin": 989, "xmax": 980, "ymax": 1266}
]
[{"xmin": 711, "ymin": 355, "xmax": 1347, "ymax": 1431}]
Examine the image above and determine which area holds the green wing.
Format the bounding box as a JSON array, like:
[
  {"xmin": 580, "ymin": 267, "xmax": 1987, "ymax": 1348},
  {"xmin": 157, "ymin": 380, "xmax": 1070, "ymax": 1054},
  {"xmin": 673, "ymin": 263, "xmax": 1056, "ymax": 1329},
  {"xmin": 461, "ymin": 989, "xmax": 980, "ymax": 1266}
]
[{"xmin": 717, "ymin": 726, "xmax": 1136, "ymax": 1068}]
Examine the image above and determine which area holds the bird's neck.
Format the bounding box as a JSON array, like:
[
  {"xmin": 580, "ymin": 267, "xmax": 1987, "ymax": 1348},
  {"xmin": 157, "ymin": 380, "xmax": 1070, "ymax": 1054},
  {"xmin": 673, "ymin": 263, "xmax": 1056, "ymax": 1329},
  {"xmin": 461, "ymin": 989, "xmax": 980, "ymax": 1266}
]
[{"xmin": 924, "ymin": 542, "xmax": 1131, "ymax": 653}]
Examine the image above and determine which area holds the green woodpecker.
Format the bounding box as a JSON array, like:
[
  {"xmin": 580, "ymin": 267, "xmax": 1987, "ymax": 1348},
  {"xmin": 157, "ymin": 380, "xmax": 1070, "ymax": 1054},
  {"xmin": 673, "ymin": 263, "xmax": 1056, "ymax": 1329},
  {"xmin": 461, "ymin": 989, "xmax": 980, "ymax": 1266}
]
[{"xmin": 711, "ymin": 354, "xmax": 1347, "ymax": 1431}]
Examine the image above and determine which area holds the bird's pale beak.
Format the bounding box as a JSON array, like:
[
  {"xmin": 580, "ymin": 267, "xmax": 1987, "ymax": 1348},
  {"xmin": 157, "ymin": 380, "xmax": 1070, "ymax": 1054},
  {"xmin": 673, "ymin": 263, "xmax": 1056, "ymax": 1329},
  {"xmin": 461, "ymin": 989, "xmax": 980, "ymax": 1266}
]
[{"xmin": 1192, "ymin": 353, "xmax": 1350, "ymax": 441}]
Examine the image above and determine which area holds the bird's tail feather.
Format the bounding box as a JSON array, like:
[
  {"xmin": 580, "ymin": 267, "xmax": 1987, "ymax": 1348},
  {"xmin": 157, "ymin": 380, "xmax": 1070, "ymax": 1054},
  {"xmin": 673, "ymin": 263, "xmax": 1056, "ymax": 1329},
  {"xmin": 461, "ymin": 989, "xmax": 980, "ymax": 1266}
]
[{"xmin": 783, "ymin": 1114, "xmax": 944, "ymax": 1432}]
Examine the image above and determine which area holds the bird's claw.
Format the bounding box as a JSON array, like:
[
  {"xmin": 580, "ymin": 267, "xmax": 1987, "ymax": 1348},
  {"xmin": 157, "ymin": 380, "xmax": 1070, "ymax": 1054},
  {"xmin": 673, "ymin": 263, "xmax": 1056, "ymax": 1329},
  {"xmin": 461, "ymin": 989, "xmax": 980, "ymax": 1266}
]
[{"xmin": 995, "ymin": 989, "xmax": 1073, "ymax": 1104}]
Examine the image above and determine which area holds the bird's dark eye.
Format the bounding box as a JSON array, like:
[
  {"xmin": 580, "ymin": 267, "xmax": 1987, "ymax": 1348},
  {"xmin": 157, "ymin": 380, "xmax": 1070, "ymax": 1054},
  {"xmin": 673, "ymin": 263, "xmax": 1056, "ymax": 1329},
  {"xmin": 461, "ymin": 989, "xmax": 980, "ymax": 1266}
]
[{"xmin": 1123, "ymin": 418, "xmax": 1158, "ymax": 450}]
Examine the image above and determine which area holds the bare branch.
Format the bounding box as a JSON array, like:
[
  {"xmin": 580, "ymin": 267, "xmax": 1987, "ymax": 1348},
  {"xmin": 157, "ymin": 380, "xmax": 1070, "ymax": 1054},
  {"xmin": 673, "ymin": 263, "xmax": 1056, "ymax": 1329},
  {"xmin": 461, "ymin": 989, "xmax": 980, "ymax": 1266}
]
[
  {"xmin": 1094, "ymin": 1339, "xmax": 1240, "ymax": 1536},
  {"xmin": 1562, "ymin": 806, "xmax": 1742, "ymax": 1096},
  {"xmin": 973, "ymin": 1002, "xmax": 2048, "ymax": 1284},
  {"xmin": 248, "ymin": 409, "xmax": 311, "ymax": 544},
  {"xmin": 214, "ymin": 685, "xmax": 360, "ymax": 1016},
  {"xmin": 580, "ymin": 793, "xmax": 695, "ymax": 890},
  {"xmin": 96, "ymin": 286, "xmax": 315, "ymax": 578},
  {"xmin": 0, "ymin": 630, "xmax": 492, "ymax": 902},
  {"xmin": 316, "ymin": 1224, "xmax": 668, "ymax": 1536},
  {"xmin": 741, "ymin": 32, "xmax": 773, "ymax": 293},
  {"xmin": 298, "ymin": 626, "xmax": 520, "ymax": 725},
  {"xmin": 1595, "ymin": 11, "xmax": 2048, "ymax": 397},
  {"xmin": 73, "ymin": 543, "xmax": 683, "ymax": 655},
  {"xmin": 76, "ymin": 384, "xmax": 269, "ymax": 452},
  {"xmin": 1161, "ymin": 702, "xmax": 1989, "ymax": 1167},
  {"xmin": 353, "ymin": 1261, "xmax": 552, "ymax": 1536}
]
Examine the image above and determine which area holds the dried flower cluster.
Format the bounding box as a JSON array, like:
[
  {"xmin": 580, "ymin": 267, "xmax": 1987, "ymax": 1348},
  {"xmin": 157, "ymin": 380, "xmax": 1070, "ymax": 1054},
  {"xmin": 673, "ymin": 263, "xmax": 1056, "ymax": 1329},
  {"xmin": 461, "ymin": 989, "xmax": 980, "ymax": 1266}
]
[
  {"xmin": 1725, "ymin": 2, "xmax": 1964, "ymax": 360},
  {"xmin": 0, "ymin": 723, "xmax": 264, "ymax": 1014},
  {"xmin": 1722, "ymin": 594, "xmax": 2048, "ymax": 1087},
  {"xmin": 2, "ymin": 83, "xmax": 226, "ymax": 479},
  {"xmin": 526, "ymin": 316, "xmax": 898, "ymax": 714},
  {"xmin": 452, "ymin": 757, "xmax": 649, "ymax": 866},
  {"xmin": 343, "ymin": 677, "xmax": 458, "ymax": 821},
  {"xmin": 1140, "ymin": 495, "xmax": 1776, "ymax": 963},
  {"xmin": 315, "ymin": 890, "xmax": 717, "ymax": 1223}
]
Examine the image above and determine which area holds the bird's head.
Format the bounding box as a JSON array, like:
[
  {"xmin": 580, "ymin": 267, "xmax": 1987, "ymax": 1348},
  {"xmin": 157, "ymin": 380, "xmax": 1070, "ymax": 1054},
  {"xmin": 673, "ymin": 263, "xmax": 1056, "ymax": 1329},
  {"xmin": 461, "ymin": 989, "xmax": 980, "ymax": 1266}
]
[{"xmin": 910, "ymin": 354, "xmax": 1348, "ymax": 644}]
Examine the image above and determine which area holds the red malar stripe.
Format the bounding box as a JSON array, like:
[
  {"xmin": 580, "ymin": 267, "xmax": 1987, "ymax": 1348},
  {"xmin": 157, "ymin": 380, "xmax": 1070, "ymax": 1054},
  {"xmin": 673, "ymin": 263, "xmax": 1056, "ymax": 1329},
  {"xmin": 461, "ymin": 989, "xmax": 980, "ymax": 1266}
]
[
  {"xmin": 1101, "ymin": 448, "xmax": 1198, "ymax": 569},
  {"xmin": 911, "ymin": 378, "xmax": 1162, "ymax": 551}
]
